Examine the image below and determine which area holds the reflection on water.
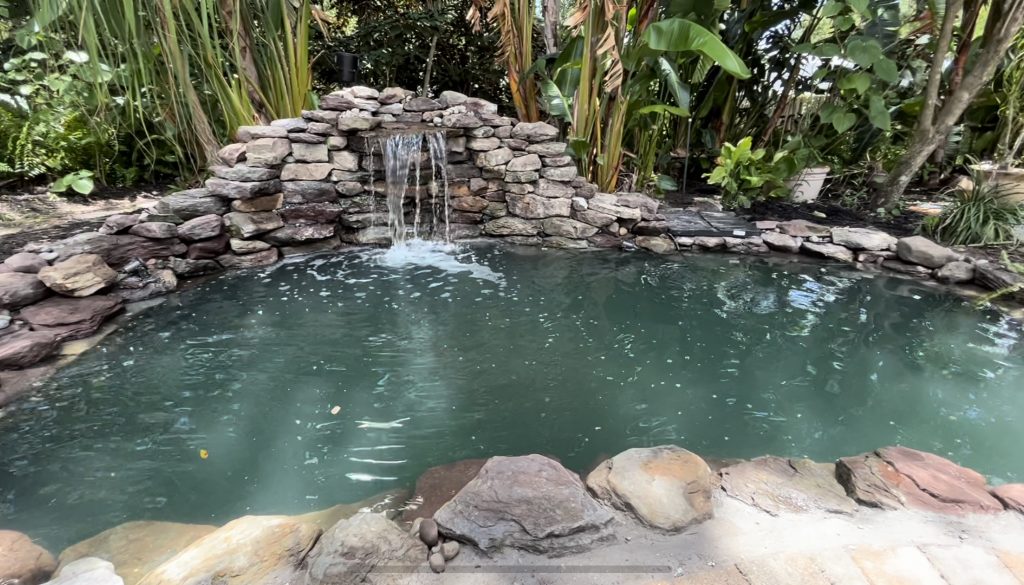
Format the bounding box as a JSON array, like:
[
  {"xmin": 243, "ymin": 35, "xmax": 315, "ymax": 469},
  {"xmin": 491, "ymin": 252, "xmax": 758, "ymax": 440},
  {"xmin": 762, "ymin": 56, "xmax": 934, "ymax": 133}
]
[{"xmin": 0, "ymin": 242, "xmax": 1021, "ymax": 550}]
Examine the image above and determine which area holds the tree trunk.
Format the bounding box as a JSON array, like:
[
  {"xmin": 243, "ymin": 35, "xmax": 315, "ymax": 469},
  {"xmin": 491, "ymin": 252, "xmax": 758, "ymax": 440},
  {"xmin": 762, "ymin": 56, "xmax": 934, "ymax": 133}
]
[
  {"xmin": 422, "ymin": 35, "xmax": 439, "ymax": 96},
  {"xmin": 543, "ymin": 0, "xmax": 560, "ymax": 54}
]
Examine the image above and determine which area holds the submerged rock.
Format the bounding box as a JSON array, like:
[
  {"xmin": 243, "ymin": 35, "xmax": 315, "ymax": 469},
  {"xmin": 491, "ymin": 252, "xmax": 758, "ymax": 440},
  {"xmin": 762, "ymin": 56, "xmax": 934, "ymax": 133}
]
[
  {"xmin": 586, "ymin": 445, "xmax": 713, "ymax": 532},
  {"xmin": 304, "ymin": 512, "xmax": 420, "ymax": 585},
  {"xmin": 403, "ymin": 458, "xmax": 486, "ymax": 522},
  {"xmin": 0, "ymin": 529, "xmax": 57, "ymax": 585},
  {"xmin": 720, "ymin": 456, "xmax": 857, "ymax": 516},
  {"xmin": 434, "ymin": 454, "xmax": 614, "ymax": 555}
]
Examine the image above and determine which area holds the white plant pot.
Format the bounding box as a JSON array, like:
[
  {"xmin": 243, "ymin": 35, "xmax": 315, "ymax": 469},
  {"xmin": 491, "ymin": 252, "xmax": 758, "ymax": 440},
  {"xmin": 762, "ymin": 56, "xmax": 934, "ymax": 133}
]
[
  {"xmin": 970, "ymin": 164, "xmax": 1024, "ymax": 206},
  {"xmin": 786, "ymin": 166, "xmax": 830, "ymax": 203}
]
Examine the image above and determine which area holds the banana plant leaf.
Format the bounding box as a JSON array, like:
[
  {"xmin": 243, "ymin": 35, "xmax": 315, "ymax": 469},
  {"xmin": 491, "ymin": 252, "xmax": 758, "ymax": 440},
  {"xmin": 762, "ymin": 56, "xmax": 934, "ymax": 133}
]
[{"xmin": 643, "ymin": 18, "xmax": 751, "ymax": 79}]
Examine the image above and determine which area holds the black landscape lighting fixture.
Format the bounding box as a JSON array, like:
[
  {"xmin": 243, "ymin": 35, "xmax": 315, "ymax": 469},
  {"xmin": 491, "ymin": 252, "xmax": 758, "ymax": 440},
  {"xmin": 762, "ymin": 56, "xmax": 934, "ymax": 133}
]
[{"xmin": 334, "ymin": 51, "xmax": 360, "ymax": 85}]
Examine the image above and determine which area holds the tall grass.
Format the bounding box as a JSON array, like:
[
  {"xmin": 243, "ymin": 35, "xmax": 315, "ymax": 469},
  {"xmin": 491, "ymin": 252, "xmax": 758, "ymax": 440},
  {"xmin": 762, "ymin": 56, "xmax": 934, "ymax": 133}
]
[{"xmin": 922, "ymin": 168, "xmax": 1024, "ymax": 245}]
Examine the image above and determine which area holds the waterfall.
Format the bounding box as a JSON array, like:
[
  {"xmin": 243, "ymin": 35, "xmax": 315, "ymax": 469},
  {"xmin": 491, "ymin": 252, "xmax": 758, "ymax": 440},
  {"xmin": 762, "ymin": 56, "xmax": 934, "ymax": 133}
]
[{"xmin": 377, "ymin": 130, "xmax": 449, "ymax": 246}]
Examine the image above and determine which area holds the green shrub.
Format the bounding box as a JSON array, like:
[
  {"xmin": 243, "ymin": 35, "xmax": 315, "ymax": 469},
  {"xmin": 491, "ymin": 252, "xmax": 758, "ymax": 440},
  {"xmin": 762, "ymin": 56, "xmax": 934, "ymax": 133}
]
[
  {"xmin": 705, "ymin": 137, "xmax": 791, "ymax": 208},
  {"xmin": 921, "ymin": 170, "xmax": 1024, "ymax": 246}
]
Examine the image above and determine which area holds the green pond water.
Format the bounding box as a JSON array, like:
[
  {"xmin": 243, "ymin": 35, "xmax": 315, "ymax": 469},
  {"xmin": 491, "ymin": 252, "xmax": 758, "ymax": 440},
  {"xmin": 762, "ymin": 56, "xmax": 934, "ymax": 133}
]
[{"xmin": 1, "ymin": 242, "xmax": 1022, "ymax": 550}]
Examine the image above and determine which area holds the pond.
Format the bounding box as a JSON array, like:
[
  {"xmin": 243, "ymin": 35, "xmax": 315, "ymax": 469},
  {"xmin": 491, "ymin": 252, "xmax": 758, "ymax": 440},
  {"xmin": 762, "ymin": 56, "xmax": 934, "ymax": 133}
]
[{"xmin": 1, "ymin": 242, "xmax": 1022, "ymax": 550}]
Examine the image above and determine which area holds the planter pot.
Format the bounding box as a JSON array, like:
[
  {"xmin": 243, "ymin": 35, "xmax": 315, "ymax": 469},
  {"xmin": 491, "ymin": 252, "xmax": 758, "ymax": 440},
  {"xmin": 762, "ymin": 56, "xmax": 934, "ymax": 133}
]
[
  {"xmin": 970, "ymin": 164, "xmax": 1024, "ymax": 205},
  {"xmin": 786, "ymin": 166, "xmax": 830, "ymax": 203}
]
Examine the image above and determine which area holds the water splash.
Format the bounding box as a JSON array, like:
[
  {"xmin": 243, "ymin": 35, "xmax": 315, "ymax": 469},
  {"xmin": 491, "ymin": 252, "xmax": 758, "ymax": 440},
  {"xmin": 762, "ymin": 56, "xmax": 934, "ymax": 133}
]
[
  {"xmin": 373, "ymin": 239, "xmax": 505, "ymax": 284},
  {"xmin": 377, "ymin": 130, "xmax": 449, "ymax": 245}
]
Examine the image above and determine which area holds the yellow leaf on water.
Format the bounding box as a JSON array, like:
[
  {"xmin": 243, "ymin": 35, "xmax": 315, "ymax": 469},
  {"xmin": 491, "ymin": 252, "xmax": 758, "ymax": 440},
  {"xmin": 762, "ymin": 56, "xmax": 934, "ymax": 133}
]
[{"xmin": 199, "ymin": 449, "xmax": 209, "ymax": 459}]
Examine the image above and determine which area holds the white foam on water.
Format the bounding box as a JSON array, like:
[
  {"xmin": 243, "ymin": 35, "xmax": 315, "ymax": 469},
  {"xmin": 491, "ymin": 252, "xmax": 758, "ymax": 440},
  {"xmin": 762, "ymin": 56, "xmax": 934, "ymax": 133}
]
[{"xmin": 371, "ymin": 239, "xmax": 505, "ymax": 284}]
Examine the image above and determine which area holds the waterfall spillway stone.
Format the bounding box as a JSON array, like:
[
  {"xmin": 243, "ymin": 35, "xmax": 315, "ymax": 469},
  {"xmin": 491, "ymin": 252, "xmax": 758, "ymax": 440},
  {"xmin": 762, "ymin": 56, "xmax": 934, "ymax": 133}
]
[{"xmin": 378, "ymin": 130, "xmax": 449, "ymax": 245}]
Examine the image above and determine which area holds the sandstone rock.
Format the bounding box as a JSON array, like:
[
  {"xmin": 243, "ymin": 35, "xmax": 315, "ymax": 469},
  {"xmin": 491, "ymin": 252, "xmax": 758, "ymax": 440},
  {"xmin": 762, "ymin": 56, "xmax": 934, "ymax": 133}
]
[
  {"xmin": 167, "ymin": 257, "xmax": 221, "ymax": 277},
  {"xmin": 725, "ymin": 236, "xmax": 769, "ymax": 254},
  {"xmin": 634, "ymin": 235, "xmax": 676, "ymax": 254},
  {"xmin": 154, "ymin": 189, "xmax": 228, "ymax": 220},
  {"xmin": 541, "ymin": 218, "xmax": 599, "ymax": 239},
  {"xmin": 336, "ymin": 116, "xmax": 382, "ymax": 132},
  {"xmin": 340, "ymin": 226, "xmax": 391, "ymax": 246},
  {"xmin": 216, "ymin": 248, "xmax": 279, "ymax": 269},
  {"xmin": 3, "ymin": 252, "xmax": 49, "ymax": 274},
  {"xmin": 475, "ymin": 147, "xmax": 514, "ymax": 168},
  {"xmin": 262, "ymin": 224, "xmax": 336, "ymax": 246},
  {"xmin": 543, "ymin": 236, "xmax": 588, "ymax": 249},
  {"xmin": 442, "ymin": 113, "xmax": 483, "ymax": 129},
  {"xmin": 511, "ymin": 122, "xmax": 559, "ymax": 142},
  {"xmin": 572, "ymin": 209, "xmax": 616, "ymax": 228},
  {"xmin": 98, "ymin": 215, "xmax": 142, "ymax": 235},
  {"xmin": 507, "ymin": 153, "xmax": 542, "ymax": 172},
  {"xmin": 448, "ymin": 224, "xmax": 483, "ymax": 240},
  {"xmin": 236, "ymin": 125, "xmax": 287, "ymax": 141},
  {"xmin": 128, "ymin": 222, "xmax": 177, "ymax": 239},
  {"xmin": 328, "ymin": 151, "xmax": 360, "ymax": 172},
  {"xmin": 245, "ymin": 138, "xmax": 291, "ymax": 167},
  {"xmin": 288, "ymin": 132, "xmax": 326, "ymax": 144},
  {"xmin": 589, "ymin": 233, "xmax": 624, "ymax": 248},
  {"xmin": 186, "ymin": 235, "xmax": 229, "ymax": 260},
  {"xmin": 463, "ymin": 97, "xmax": 498, "ymax": 115},
  {"xmin": 830, "ymin": 227, "xmax": 897, "ymax": 251},
  {"xmin": 544, "ymin": 155, "xmax": 573, "ymax": 167},
  {"xmin": 761, "ymin": 231, "xmax": 801, "ymax": 253},
  {"xmin": 19, "ymin": 295, "xmax": 123, "ymax": 342},
  {"xmin": 205, "ymin": 178, "xmax": 281, "ymax": 200},
  {"xmin": 292, "ymin": 143, "xmax": 329, "ymax": 163},
  {"xmin": 468, "ymin": 126, "xmax": 494, "ymax": 138},
  {"xmin": 176, "ymin": 215, "xmax": 223, "ymax": 242},
  {"xmin": 836, "ymin": 446, "xmax": 1004, "ymax": 514},
  {"xmin": 934, "ymin": 261, "xmax": 975, "ymax": 284},
  {"xmin": 326, "ymin": 136, "xmax": 347, "ymax": 150},
  {"xmin": 466, "ymin": 137, "xmax": 501, "ymax": 151},
  {"xmin": 209, "ymin": 165, "xmax": 280, "ymax": 182},
  {"xmin": 378, "ymin": 87, "xmax": 411, "ymax": 105},
  {"xmin": 526, "ymin": 142, "xmax": 567, "ymax": 157},
  {"xmin": 857, "ymin": 250, "xmax": 896, "ymax": 264},
  {"xmin": 38, "ymin": 254, "xmax": 117, "ymax": 297},
  {"xmin": 0, "ymin": 330, "xmax": 59, "ymax": 369},
  {"xmin": 270, "ymin": 118, "xmax": 307, "ymax": 132},
  {"xmin": 778, "ymin": 219, "xmax": 830, "ymax": 238},
  {"xmin": 217, "ymin": 143, "xmax": 247, "ymax": 166},
  {"xmin": 53, "ymin": 234, "xmax": 186, "ymax": 267},
  {"xmin": 403, "ymin": 97, "xmax": 442, "ymax": 112},
  {"xmin": 223, "ymin": 212, "xmax": 284, "ymax": 239},
  {"xmin": 882, "ymin": 258, "xmax": 933, "ymax": 276},
  {"xmin": 305, "ymin": 122, "xmax": 336, "ymax": 136},
  {"xmin": 278, "ymin": 203, "xmax": 343, "ymax": 224},
  {"xmin": 588, "ymin": 195, "xmax": 642, "ymax": 220},
  {"xmin": 403, "ymin": 459, "xmax": 486, "ymax": 521},
  {"xmin": 282, "ymin": 181, "xmax": 338, "ymax": 204},
  {"xmin": 801, "ymin": 242, "xmax": 854, "ymax": 263},
  {"xmin": 586, "ymin": 446, "xmax": 712, "ymax": 531},
  {"xmin": 720, "ymin": 456, "xmax": 857, "ymax": 516},
  {"xmin": 0, "ymin": 272, "xmax": 49, "ymax": 308},
  {"xmin": 974, "ymin": 261, "xmax": 1024, "ymax": 298},
  {"xmin": 440, "ymin": 540, "xmax": 459, "ymax": 561},
  {"xmin": 135, "ymin": 516, "xmax": 319, "ymax": 585},
  {"xmin": 504, "ymin": 170, "xmax": 539, "ymax": 183},
  {"xmin": 694, "ymin": 236, "xmax": 726, "ymax": 249},
  {"xmin": 483, "ymin": 216, "xmax": 541, "ymax": 236},
  {"xmin": 302, "ymin": 109, "xmax": 340, "ymax": 124},
  {"xmin": 280, "ymin": 163, "xmax": 333, "ymax": 181},
  {"xmin": 436, "ymin": 455, "xmax": 614, "ymax": 555},
  {"xmin": 230, "ymin": 238, "xmax": 273, "ymax": 255},
  {"xmin": 428, "ymin": 553, "xmax": 445, "ymax": 574},
  {"xmin": 304, "ymin": 513, "xmax": 417, "ymax": 585},
  {"xmin": 507, "ymin": 193, "xmax": 571, "ymax": 219},
  {"xmin": 505, "ymin": 235, "xmax": 543, "ymax": 246},
  {"xmin": 615, "ymin": 192, "xmax": 660, "ymax": 220},
  {"xmin": 112, "ymin": 268, "xmax": 177, "ymax": 303},
  {"xmin": 536, "ymin": 179, "xmax": 574, "ymax": 199},
  {"xmin": 0, "ymin": 529, "xmax": 56, "ymax": 585},
  {"xmin": 58, "ymin": 522, "xmax": 215, "ymax": 585},
  {"xmin": 44, "ymin": 557, "xmax": 122, "ymax": 585},
  {"xmin": 281, "ymin": 236, "xmax": 342, "ymax": 257},
  {"xmin": 451, "ymin": 196, "xmax": 488, "ymax": 213},
  {"xmin": 896, "ymin": 236, "xmax": 959, "ymax": 268},
  {"xmin": 992, "ymin": 484, "xmax": 1024, "ymax": 513},
  {"xmin": 541, "ymin": 166, "xmax": 577, "ymax": 181}
]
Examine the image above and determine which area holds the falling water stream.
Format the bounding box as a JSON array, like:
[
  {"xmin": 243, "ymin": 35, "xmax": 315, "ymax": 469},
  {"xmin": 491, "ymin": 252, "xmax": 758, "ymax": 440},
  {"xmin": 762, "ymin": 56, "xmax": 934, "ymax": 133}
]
[{"xmin": 378, "ymin": 130, "xmax": 450, "ymax": 245}]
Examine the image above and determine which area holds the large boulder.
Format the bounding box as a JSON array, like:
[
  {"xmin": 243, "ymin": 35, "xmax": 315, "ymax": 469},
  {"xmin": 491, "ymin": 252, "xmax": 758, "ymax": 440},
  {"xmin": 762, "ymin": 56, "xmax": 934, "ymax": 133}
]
[
  {"xmin": 777, "ymin": 219, "xmax": 830, "ymax": 237},
  {"xmin": 761, "ymin": 231, "xmax": 801, "ymax": 253},
  {"xmin": 304, "ymin": 512, "xmax": 421, "ymax": 585},
  {"xmin": 434, "ymin": 454, "xmax": 614, "ymax": 555},
  {"xmin": 38, "ymin": 255, "xmax": 117, "ymax": 297},
  {"xmin": 135, "ymin": 516, "xmax": 320, "ymax": 585},
  {"xmin": 261, "ymin": 224, "xmax": 336, "ymax": 246},
  {"xmin": 223, "ymin": 212, "xmax": 284, "ymax": 239},
  {"xmin": 57, "ymin": 521, "xmax": 215, "ymax": 585},
  {"xmin": 895, "ymin": 236, "xmax": 959, "ymax": 268},
  {"xmin": 541, "ymin": 218, "xmax": 598, "ymax": 239},
  {"xmin": 52, "ymin": 234, "xmax": 186, "ymax": 267},
  {"xmin": 0, "ymin": 330, "xmax": 60, "ymax": 369},
  {"xmin": 836, "ymin": 446, "xmax": 1004, "ymax": 514},
  {"xmin": 0, "ymin": 529, "xmax": 57, "ymax": 585},
  {"xmin": 720, "ymin": 456, "xmax": 857, "ymax": 516},
  {"xmin": 4, "ymin": 252, "xmax": 49, "ymax": 274},
  {"xmin": 44, "ymin": 558, "xmax": 122, "ymax": 585},
  {"xmin": 154, "ymin": 189, "xmax": 229, "ymax": 220},
  {"xmin": 991, "ymin": 484, "xmax": 1024, "ymax": 513},
  {"xmin": 511, "ymin": 122, "xmax": 559, "ymax": 142},
  {"xmin": 830, "ymin": 227, "xmax": 896, "ymax": 251},
  {"xmin": 0, "ymin": 272, "xmax": 49, "ymax": 309},
  {"xmin": 216, "ymin": 248, "xmax": 279, "ymax": 269},
  {"xmin": 482, "ymin": 217, "xmax": 541, "ymax": 236},
  {"xmin": 934, "ymin": 261, "xmax": 975, "ymax": 284},
  {"xmin": 18, "ymin": 295, "xmax": 123, "ymax": 342},
  {"xmin": 586, "ymin": 446, "xmax": 713, "ymax": 531},
  {"xmin": 176, "ymin": 215, "xmax": 223, "ymax": 242},
  {"xmin": 402, "ymin": 458, "xmax": 486, "ymax": 521},
  {"xmin": 801, "ymin": 242, "xmax": 854, "ymax": 263},
  {"xmin": 506, "ymin": 193, "xmax": 571, "ymax": 219}
]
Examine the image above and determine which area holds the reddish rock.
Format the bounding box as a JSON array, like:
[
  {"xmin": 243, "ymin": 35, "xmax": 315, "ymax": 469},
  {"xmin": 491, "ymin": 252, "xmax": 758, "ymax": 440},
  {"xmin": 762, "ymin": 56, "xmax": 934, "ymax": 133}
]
[
  {"xmin": 0, "ymin": 330, "xmax": 60, "ymax": 369},
  {"xmin": 18, "ymin": 295, "xmax": 123, "ymax": 342},
  {"xmin": 4, "ymin": 252, "xmax": 49, "ymax": 274},
  {"xmin": 778, "ymin": 219, "xmax": 830, "ymax": 238},
  {"xmin": 53, "ymin": 233, "xmax": 187, "ymax": 267},
  {"xmin": 720, "ymin": 456, "xmax": 856, "ymax": 516},
  {"xmin": 38, "ymin": 254, "xmax": 117, "ymax": 297},
  {"xmin": 0, "ymin": 272, "xmax": 50, "ymax": 309},
  {"xmin": 187, "ymin": 234, "xmax": 230, "ymax": 260},
  {"xmin": 176, "ymin": 215, "xmax": 223, "ymax": 242},
  {"xmin": 0, "ymin": 530, "xmax": 57, "ymax": 585},
  {"xmin": 402, "ymin": 458, "xmax": 486, "ymax": 522},
  {"xmin": 836, "ymin": 446, "xmax": 1004, "ymax": 514},
  {"xmin": 216, "ymin": 248, "xmax": 280, "ymax": 269},
  {"xmin": 992, "ymin": 484, "xmax": 1024, "ymax": 513},
  {"xmin": 278, "ymin": 203, "xmax": 344, "ymax": 224}
]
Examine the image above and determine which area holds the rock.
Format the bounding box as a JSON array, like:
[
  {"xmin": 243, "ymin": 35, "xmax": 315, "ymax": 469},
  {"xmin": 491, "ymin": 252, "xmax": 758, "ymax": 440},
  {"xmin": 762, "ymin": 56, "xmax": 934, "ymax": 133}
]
[
  {"xmin": 176, "ymin": 215, "xmax": 223, "ymax": 242},
  {"xmin": 270, "ymin": 118, "xmax": 307, "ymax": 132},
  {"xmin": 475, "ymin": 147, "xmax": 514, "ymax": 168},
  {"xmin": 830, "ymin": 227, "xmax": 896, "ymax": 251},
  {"xmin": 205, "ymin": 178, "xmax": 281, "ymax": 200},
  {"xmin": 0, "ymin": 330, "xmax": 59, "ymax": 369},
  {"xmin": 262, "ymin": 224, "xmax": 336, "ymax": 246},
  {"xmin": 542, "ymin": 236, "xmax": 588, "ymax": 249},
  {"xmin": 403, "ymin": 458, "xmax": 486, "ymax": 521},
  {"xmin": 98, "ymin": 215, "xmax": 142, "ymax": 235},
  {"xmin": 154, "ymin": 189, "xmax": 228, "ymax": 220},
  {"xmin": 45, "ymin": 558, "xmax": 123, "ymax": 585},
  {"xmin": 536, "ymin": 179, "xmax": 574, "ymax": 199},
  {"xmin": 223, "ymin": 212, "xmax": 284, "ymax": 239},
  {"xmin": 217, "ymin": 143, "xmax": 247, "ymax": 166},
  {"xmin": 302, "ymin": 109, "xmax": 340, "ymax": 124},
  {"xmin": 434, "ymin": 454, "xmax": 614, "ymax": 555},
  {"xmin": 304, "ymin": 512, "xmax": 420, "ymax": 585},
  {"xmin": 694, "ymin": 236, "xmax": 726, "ymax": 249},
  {"xmin": 0, "ymin": 272, "xmax": 49, "ymax": 309},
  {"xmin": 186, "ymin": 235, "xmax": 229, "ymax": 260},
  {"xmin": 507, "ymin": 154, "xmax": 542, "ymax": 172},
  {"xmin": 720, "ymin": 457, "xmax": 857, "ymax": 516},
  {"xmin": 113, "ymin": 269, "xmax": 177, "ymax": 303},
  {"xmin": 586, "ymin": 446, "xmax": 712, "ymax": 532},
  {"xmin": 305, "ymin": 122, "xmax": 336, "ymax": 136},
  {"xmin": 572, "ymin": 209, "xmax": 616, "ymax": 228},
  {"xmin": 634, "ymin": 236, "xmax": 676, "ymax": 254},
  {"xmin": 3, "ymin": 253, "xmax": 48, "ymax": 274},
  {"xmin": 57, "ymin": 521, "xmax": 215, "ymax": 585},
  {"xmin": 974, "ymin": 262, "xmax": 1024, "ymax": 299},
  {"xmin": 503, "ymin": 138, "xmax": 529, "ymax": 151},
  {"xmin": 291, "ymin": 143, "xmax": 329, "ymax": 163},
  {"xmin": 755, "ymin": 220, "xmax": 779, "ymax": 230},
  {"xmin": 0, "ymin": 530, "xmax": 56, "ymax": 585},
  {"xmin": 451, "ymin": 196, "xmax": 488, "ymax": 213},
  {"xmin": 882, "ymin": 258, "xmax": 933, "ymax": 276},
  {"xmin": 761, "ymin": 231, "xmax": 801, "ymax": 253},
  {"xmin": 336, "ymin": 116, "xmax": 382, "ymax": 132},
  {"xmin": 935, "ymin": 261, "xmax": 975, "ymax": 284},
  {"xmin": 507, "ymin": 193, "xmax": 571, "ymax": 219},
  {"xmin": 279, "ymin": 203, "xmax": 344, "ymax": 224},
  {"xmin": 326, "ymin": 136, "xmax": 347, "ymax": 150},
  {"xmin": 777, "ymin": 219, "xmax": 830, "ymax": 238},
  {"xmin": 541, "ymin": 218, "xmax": 599, "ymax": 239},
  {"xmin": 279, "ymin": 163, "xmax": 333, "ymax": 182},
  {"xmin": 346, "ymin": 86, "xmax": 379, "ymax": 99},
  {"xmin": 615, "ymin": 192, "xmax": 660, "ymax": 220},
  {"xmin": 230, "ymin": 238, "xmax": 273, "ymax": 255},
  {"xmin": 511, "ymin": 122, "xmax": 559, "ymax": 142},
  {"xmin": 419, "ymin": 518, "xmax": 439, "ymax": 547},
  {"xmin": 128, "ymin": 222, "xmax": 177, "ymax": 239},
  {"xmin": 992, "ymin": 484, "xmax": 1024, "ymax": 513},
  {"xmin": 526, "ymin": 142, "xmax": 567, "ymax": 157},
  {"xmin": 19, "ymin": 296, "xmax": 123, "ymax": 342},
  {"xmin": 836, "ymin": 446, "xmax": 1004, "ymax": 514},
  {"xmin": 483, "ymin": 217, "xmax": 542, "ymax": 237},
  {"xmin": 463, "ymin": 97, "xmax": 498, "ymax": 114},
  {"xmin": 216, "ymin": 248, "xmax": 279, "ymax": 269},
  {"xmin": 209, "ymin": 165, "xmax": 280, "ymax": 182},
  {"xmin": 857, "ymin": 250, "xmax": 895, "ymax": 264},
  {"xmin": 428, "ymin": 553, "xmax": 445, "ymax": 574},
  {"xmin": 588, "ymin": 194, "xmax": 642, "ymax": 220},
  {"xmin": 544, "ymin": 155, "xmax": 573, "ymax": 167},
  {"xmin": 440, "ymin": 540, "xmax": 459, "ymax": 561},
  {"xmin": 232, "ymin": 194, "xmax": 283, "ymax": 213},
  {"xmin": 53, "ymin": 234, "xmax": 186, "ymax": 267},
  {"xmin": 38, "ymin": 254, "xmax": 117, "ymax": 297},
  {"xmin": 288, "ymin": 132, "xmax": 325, "ymax": 144},
  {"xmin": 236, "ymin": 125, "xmax": 288, "ymax": 141},
  {"xmin": 244, "ymin": 138, "xmax": 291, "ymax": 167},
  {"xmin": 442, "ymin": 113, "xmax": 483, "ymax": 129},
  {"xmin": 466, "ymin": 137, "xmax": 501, "ymax": 151},
  {"xmin": 725, "ymin": 236, "xmax": 769, "ymax": 254},
  {"xmin": 896, "ymin": 235, "xmax": 959, "ymax": 268},
  {"xmin": 282, "ymin": 181, "xmax": 338, "ymax": 204},
  {"xmin": 378, "ymin": 87, "xmax": 411, "ymax": 104},
  {"xmin": 541, "ymin": 166, "xmax": 577, "ymax": 181},
  {"xmin": 801, "ymin": 242, "xmax": 854, "ymax": 263},
  {"xmin": 167, "ymin": 257, "xmax": 221, "ymax": 278},
  {"xmin": 504, "ymin": 170, "xmax": 539, "ymax": 183},
  {"xmin": 404, "ymin": 97, "xmax": 443, "ymax": 112},
  {"xmin": 135, "ymin": 516, "xmax": 319, "ymax": 585},
  {"xmin": 329, "ymin": 151, "xmax": 360, "ymax": 172}
]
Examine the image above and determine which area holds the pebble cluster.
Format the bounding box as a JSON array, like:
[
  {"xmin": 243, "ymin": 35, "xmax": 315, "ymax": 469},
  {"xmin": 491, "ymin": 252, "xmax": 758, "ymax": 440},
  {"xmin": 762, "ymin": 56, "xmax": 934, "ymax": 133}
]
[{"xmin": 415, "ymin": 518, "xmax": 460, "ymax": 574}]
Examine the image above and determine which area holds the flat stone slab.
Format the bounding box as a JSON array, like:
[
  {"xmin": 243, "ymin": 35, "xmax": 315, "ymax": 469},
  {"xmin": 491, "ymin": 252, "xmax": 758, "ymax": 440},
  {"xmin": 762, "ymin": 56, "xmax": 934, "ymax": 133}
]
[
  {"xmin": 850, "ymin": 546, "xmax": 947, "ymax": 585},
  {"xmin": 661, "ymin": 208, "xmax": 758, "ymax": 238},
  {"xmin": 720, "ymin": 456, "xmax": 857, "ymax": 516},
  {"xmin": 922, "ymin": 545, "xmax": 1020, "ymax": 585}
]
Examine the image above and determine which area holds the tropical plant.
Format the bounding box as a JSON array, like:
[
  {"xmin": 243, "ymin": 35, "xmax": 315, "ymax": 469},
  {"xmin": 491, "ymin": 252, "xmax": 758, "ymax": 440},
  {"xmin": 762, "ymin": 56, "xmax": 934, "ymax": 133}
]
[
  {"xmin": 705, "ymin": 137, "xmax": 791, "ymax": 208},
  {"xmin": 468, "ymin": 0, "xmax": 539, "ymax": 122},
  {"xmin": 995, "ymin": 31, "xmax": 1024, "ymax": 167},
  {"xmin": 921, "ymin": 166, "xmax": 1024, "ymax": 245}
]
